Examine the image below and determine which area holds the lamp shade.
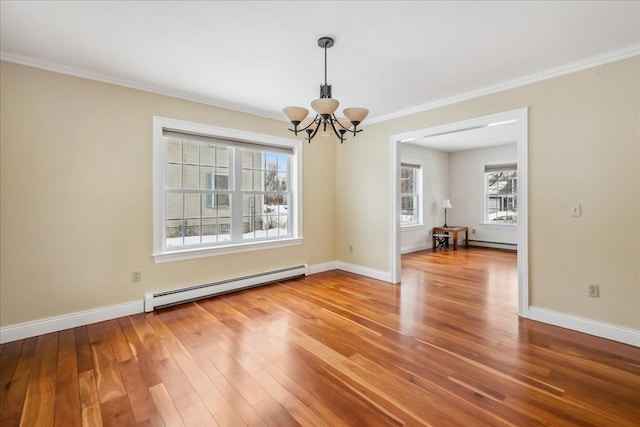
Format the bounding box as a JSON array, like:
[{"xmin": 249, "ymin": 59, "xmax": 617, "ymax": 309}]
[
  {"xmin": 311, "ymin": 98, "xmax": 339, "ymax": 115},
  {"xmin": 283, "ymin": 106, "xmax": 309, "ymax": 124},
  {"xmin": 442, "ymin": 199, "xmax": 453, "ymax": 209},
  {"xmin": 343, "ymin": 107, "xmax": 369, "ymax": 124}
]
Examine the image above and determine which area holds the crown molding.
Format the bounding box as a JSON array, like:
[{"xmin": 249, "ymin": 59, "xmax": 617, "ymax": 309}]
[
  {"xmin": 3, "ymin": 45, "xmax": 638, "ymax": 126},
  {"xmin": 366, "ymin": 44, "xmax": 640, "ymax": 125},
  {"xmin": 0, "ymin": 50, "xmax": 285, "ymax": 122}
]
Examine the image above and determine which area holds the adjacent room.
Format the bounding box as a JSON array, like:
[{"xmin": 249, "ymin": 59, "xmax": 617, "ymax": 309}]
[{"xmin": 1, "ymin": 1, "xmax": 639, "ymax": 426}]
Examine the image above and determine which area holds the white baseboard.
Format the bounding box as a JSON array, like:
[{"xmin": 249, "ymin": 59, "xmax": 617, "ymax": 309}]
[
  {"xmin": 6, "ymin": 269, "xmax": 634, "ymax": 348},
  {"xmin": 0, "ymin": 261, "xmax": 342, "ymax": 343},
  {"xmin": 401, "ymin": 243, "xmax": 431, "ymax": 254},
  {"xmin": 527, "ymin": 307, "xmax": 640, "ymax": 347},
  {"xmin": 0, "ymin": 300, "xmax": 144, "ymax": 344},
  {"xmin": 307, "ymin": 261, "xmax": 338, "ymax": 275},
  {"xmin": 335, "ymin": 261, "xmax": 392, "ymax": 283}
]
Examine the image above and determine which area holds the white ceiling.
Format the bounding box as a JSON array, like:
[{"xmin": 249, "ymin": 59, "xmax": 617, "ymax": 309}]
[{"xmin": 1, "ymin": 1, "xmax": 639, "ymax": 124}]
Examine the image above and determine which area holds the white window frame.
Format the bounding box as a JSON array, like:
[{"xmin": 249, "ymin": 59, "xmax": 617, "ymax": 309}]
[
  {"xmin": 152, "ymin": 116, "xmax": 303, "ymax": 263},
  {"xmin": 483, "ymin": 162, "xmax": 517, "ymax": 226},
  {"xmin": 400, "ymin": 162, "xmax": 423, "ymax": 228}
]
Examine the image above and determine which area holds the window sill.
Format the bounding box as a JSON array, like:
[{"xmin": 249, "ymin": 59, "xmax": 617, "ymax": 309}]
[
  {"xmin": 152, "ymin": 237, "xmax": 304, "ymax": 263},
  {"xmin": 480, "ymin": 222, "xmax": 518, "ymax": 228},
  {"xmin": 401, "ymin": 224, "xmax": 424, "ymax": 231}
]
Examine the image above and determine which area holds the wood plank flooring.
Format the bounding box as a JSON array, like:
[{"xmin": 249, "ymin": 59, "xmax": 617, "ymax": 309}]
[{"xmin": 1, "ymin": 247, "xmax": 639, "ymax": 426}]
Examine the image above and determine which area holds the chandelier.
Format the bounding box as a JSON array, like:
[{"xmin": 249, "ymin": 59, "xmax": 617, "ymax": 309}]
[{"xmin": 283, "ymin": 37, "xmax": 369, "ymax": 143}]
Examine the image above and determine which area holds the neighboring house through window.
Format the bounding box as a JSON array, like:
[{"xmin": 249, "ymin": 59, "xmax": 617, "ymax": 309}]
[
  {"xmin": 485, "ymin": 163, "xmax": 517, "ymax": 224},
  {"xmin": 153, "ymin": 117, "xmax": 302, "ymax": 262},
  {"xmin": 400, "ymin": 163, "xmax": 421, "ymax": 226}
]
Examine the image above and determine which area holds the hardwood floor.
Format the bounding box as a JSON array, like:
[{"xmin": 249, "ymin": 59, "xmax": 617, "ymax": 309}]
[{"xmin": 1, "ymin": 247, "xmax": 639, "ymax": 426}]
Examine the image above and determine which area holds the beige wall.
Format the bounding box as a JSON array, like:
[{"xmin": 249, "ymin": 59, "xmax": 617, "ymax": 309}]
[
  {"xmin": 0, "ymin": 61, "xmax": 336, "ymax": 326},
  {"xmin": 2, "ymin": 56, "xmax": 639, "ymax": 332},
  {"xmin": 336, "ymin": 57, "xmax": 639, "ymax": 329}
]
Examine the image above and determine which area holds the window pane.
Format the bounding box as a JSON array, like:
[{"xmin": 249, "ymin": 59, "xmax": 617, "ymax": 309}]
[
  {"xmin": 200, "ymin": 144, "xmax": 215, "ymax": 167},
  {"xmin": 183, "ymin": 165, "xmax": 199, "ymax": 189},
  {"xmin": 183, "ymin": 141, "xmax": 199, "ymax": 164},
  {"xmin": 485, "ymin": 167, "xmax": 517, "ymax": 224},
  {"xmin": 184, "ymin": 219, "xmax": 200, "ymax": 244},
  {"xmin": 166, "ymin": 164, "xmax": 182, "ymax": 189},
  {"xmin": 215, "ymin": 171, "xmax": 229, "ymax": 190},
  {"xmin": 166, "ymin": 193, "xmax": 183, "ymax": 220},
  {"xmin": 166, "ymin": 219, "xmax": 184, "ymax": 247},
  {"xmin": 201, "ymin": 167, "xmax": 215, "ymax": 190},
  {"xmin": 242, "ymin": 169, "xmax": 253, "ymax": 191},
  {"xmin": 278, "ymin": 172, "xmax": 288, "ymax": 191},
  {"xmin": 202, "ymin": 218, "xmax": 217, "ymax": 243},
  {"xmin": 166, "ymin": 139, "xmax": 182, "ymax": 163},
  {"xmin": 185, "ymin": 193, "xmax": 200, "ymax": 220},
  {"xmin": 253, "ymin": 171, "xmax": 262, "ymax": 191}
]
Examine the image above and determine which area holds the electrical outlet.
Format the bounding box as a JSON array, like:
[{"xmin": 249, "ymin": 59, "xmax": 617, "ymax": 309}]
[
  {"xmin": 471, "ymin": 228, "xmax": 476, "ymax": 234},
  {"xmin": 132, "ymin": 271, "xmax": 142, "ymax": 283},
  {"xmin": 349, "ymin": 245, "xmax": 353, "ymax": 253},
  {"xmin": 588, "ymin": 284, "xmax": 599, "ymax": 298},
  {"xmin": 570, "ymin": 204, "xmax": 582, "ymax": 217}
]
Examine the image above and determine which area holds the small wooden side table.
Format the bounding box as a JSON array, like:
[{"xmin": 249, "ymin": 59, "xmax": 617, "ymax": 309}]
[{"xmin": 432, "ymin": 226, "xmax": 469, "ymax": 251}]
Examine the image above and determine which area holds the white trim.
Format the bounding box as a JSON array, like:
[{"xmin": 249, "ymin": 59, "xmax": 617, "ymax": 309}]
[
  {"xmin": 367, "ymin": 45, "xmax": 640, "ymax": 124},
  {"xmin": 308, "ymin": 261, "xmax": 338, "ymax": 275},
  {"xmin": 401, "ymin": 243, "xmax": 431, "ymax": 255},
  {"xmin": 3, "ymin": 265, "xmax": 636, "ymax": 347},
  {"xmin": 527, "ymin": 307, "xmax": 640, "ymax": 348},
  {"xmin": 152, "ymin": 116, "xmax": 303, "ymax": 263},
  {"xmin": 515, "ymin": 109, "xmax": 529, "ymax": 316},
  {"xmin": 0, "ymin": 51, "xmax": 285, "ymax": 122},
  {"xmin": 152, "ymin": 237, "xmax": 304, "ymax": 263},
  {"xmin": 0, "ymin": 261, "xmax": 334, "ymax": 343},
  {"xmin": 0, "ymin": 301, "xmax": 143, "ymax": 344},
  {"xmin": 336, "ymin": 261, "xmax": 392, "ymax": 283},
  {"xmin": 389, "ymin": 108, "xmax": 529, "ymax": 316},
  {"xmin": 390, "ymin": 139, "xmax": 401, "ymax": 283},
  {"xmin": 3, "ymin": 46, "xmax": 637, "ymax": 126}
]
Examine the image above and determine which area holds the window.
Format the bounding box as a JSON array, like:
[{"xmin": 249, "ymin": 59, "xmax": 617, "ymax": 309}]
[
  {"xmin": 485, "ymin": 163, "xmax": 517, "ymax": 224},
  {"xmin": 206, "ymin": 173, "xmax": 229, "ymax": 208},
  {"xmin": 153, "ymin": 117, "xmax": 302, "ymax": 262},
  {"xmin": 400, "ymin": 163, "xmax": 421, "ymax": 226}
]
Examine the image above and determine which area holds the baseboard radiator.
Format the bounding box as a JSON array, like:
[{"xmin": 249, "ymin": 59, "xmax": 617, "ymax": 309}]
[
  {"xmin": 144, "ymin": 264, "xmax": 308, "ymax": 312},
  {"xmin": 468, "ymin": 240, "xmax": 517, "ymax": 251}
]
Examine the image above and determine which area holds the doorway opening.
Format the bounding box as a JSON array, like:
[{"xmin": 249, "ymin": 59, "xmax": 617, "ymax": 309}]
[{"xmin": 389, "ymin": 108, "xmax": 529, "ymax": 316}]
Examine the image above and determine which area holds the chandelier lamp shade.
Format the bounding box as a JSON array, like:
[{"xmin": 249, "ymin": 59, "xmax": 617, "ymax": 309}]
[{"xmin": 283, "ymin": 37, "xmax": 369, "ymax": 143}]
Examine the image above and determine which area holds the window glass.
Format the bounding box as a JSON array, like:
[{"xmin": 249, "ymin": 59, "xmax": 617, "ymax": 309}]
[
  {"xmin": 401, "ymin": 164, "xmax": 420, "ymax": 226},
  {"xmin": 485, "ymin": 164, "xmax": 517, "ymax": 224}
]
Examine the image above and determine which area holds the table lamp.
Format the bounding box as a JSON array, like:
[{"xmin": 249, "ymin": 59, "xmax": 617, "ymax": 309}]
[{"xmin": 442, "ymin": 199, "xmax": 452, "ymax": 227}]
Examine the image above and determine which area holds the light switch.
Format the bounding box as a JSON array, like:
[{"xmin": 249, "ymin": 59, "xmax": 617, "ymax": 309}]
[{"xmin": 570, "ymin": 204, "xmax": 581, "ymax": 217}]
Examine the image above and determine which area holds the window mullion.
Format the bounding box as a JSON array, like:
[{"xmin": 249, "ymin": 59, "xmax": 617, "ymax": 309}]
[{"xmin": 231, "ymin": 148, "xmax": 243, "ymax": 241}]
